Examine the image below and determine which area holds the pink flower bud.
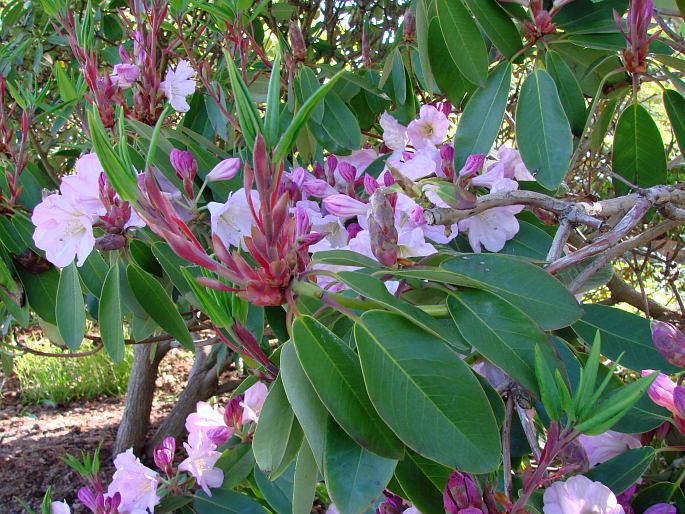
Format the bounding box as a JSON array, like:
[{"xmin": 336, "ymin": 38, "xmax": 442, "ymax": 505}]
[
  {"xmin": 153, "ymin": 436, "xmax": 176, "ymax": 476},
  {"xmin": 347, "ymin": 222, "xmax": 363, "ymax": 239},
  {"xmin": 224, "ymin": 396, "xmax": 244, "ymax": 427},
  {"xmin": 118, "ymin": 45, "xmax": 130, "ymax": 63},
  {"xmin": 436, "ymin": 101, "xmax": 452, "ymax": 117},
  {"xmin": 289, "ymin": 20, "xmax": 307, "ymax": 62},
  {"xmin": 95, "ymin": 234, "xmax": 127, "ymax": 251},
  {"xmin": 364, "ymin": 174, "xmax": 380, "ymax": 195},
  {"xmin": 651, "ymin": 320, "xmax": 685, "ymax": 367},
  {"xmin": 323, "ymin": 194, "xmax": 368, "ymax": 217},
  {"xmin": 368, "ymin": 192, "xmax": 398, "ymax": 267},
  {"xmin": 313, "ymin": 161, "xmax": 325, "ymax": 179},
  {"xmin": 295, "ymin": 205, "xmax": 310, "ymax": 235},
  {"xmin": 206, "ymin": 426, "xmax": 232, "ymax": 446},
  {"xmin": 339, "ymin": 162, "xmax": 357, "ymax": 183},
  {"xmin": 644, "ymin": 504, "xmax": 677, "ymax": 514},
  {"xmin": 78, "ymin": 487, "xmax": 97, "ymax": 512},
  {"xmin": 170, "ymin": 149, "xmax": 197, "ymax": 182},
  {"xmin": 444, "ymin": 471, "xmax": 486, "ymax": 514},
  {"xmin": 327, "ymin": 155, "xmax": 338, "ymax": 173},
  {"xmin": 207, "ymin": 158, "xmax": 241, "ymax": 182},
  {"xmin": 642, "ymin": 370, "xmax": 677, "ymax": 412},
  {"xmin": 674, "ymin": 386, "xmax": 685, "ymax": 418},
  {"xmin": 440, "ymin": 144, "xmax": 455, "ymax": 163},
  {"xmin": 301, "ymin": 178, "xmax": 338, "ymax": 198},
  {"xmin": 403, "ymin": 8, "xmax": 416, "ymax": 41},
  {"xmin": 383, "ymin": 171, "xmax": 395, "ymax": 187},
  {"xmin": 458, "ymin": 154, "xmax": 486, "ymax": 178},
  {"xmin": 111, "ymin": 63, "xmax": 139, "ymax": 89},
  {"xmin": 376, "ymin": 491, "xmax": 404, "ymax": 514}
]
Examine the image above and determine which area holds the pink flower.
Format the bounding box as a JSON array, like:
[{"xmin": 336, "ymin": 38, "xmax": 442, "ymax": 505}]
[
  {"xmin": 496, "ymin": 146, "xmax": 535, "ymax": 181},
  {"xmin": 179, "ymin": 438, "xmax": 224, "ymax": 496},
  {"xmin": 348, "ymin": 226, "xmax": 436, "ymax": 260},
  {"xmin": 51, "ymin": 500, "xmax": 71, "ymax": 514},
  {"xmin": 107, "ymin": 449, "xmax": 160, "ymax": 513},
  {"xmin": 207, "ymin": 188, "xmax": 260, "ymax": 249},
  {"xmin": 160, "ymin": 60, "xmax": 196, "ymax": 113},
  {"xmin": 111, "ymin": 63, "xmax": 139, "ymax": 89},
  {"xmin": 335, "ymin": 149, "xmax": 379, "ymax": 178},
  {"xmin": 458, "ymin": 179, "xmax": 522, "ymax": 253},
  {"xmin": 323, "ymin": 194, "xmax": 369, "ymax": 218},
  {"xmin": 206, "ymin": 158, "xmax": 241, "ymax": 182},
  {"xmin": 578, "ymin": 431, "xmax": 642, "ymax": 468},
  {"xmin": 543, "ymin": 476, "xmax": 625, "ymax": 514},
  {"xmin": 388, "ymin": 148, "xmax": 438, "ymax": 180},
  {"xmin": 644, "ymin": 504, "xmax": 677, "ymax": 514},
  {"xmin": 301, "ymin": 177, "xmax": 339, "ymax": 198},
  {"xmin": 60, "ymin": 153, "xmax": 107, "ymax": 216},
  {"xmin": 407, "ymin": 105, "xmax": 449, "ymax": 148},
  {"xmin": 241, "ymin": 382, "xmax": 268, "ymax": 424},
  {"xmin": 380, "ymin": 111, "xmax": 407, "ymax": 151},
  {"xmin": 326, "ymin": 505, "xmax": 339, "ymax": 514},
  {"xmin": 186, "ymin": 401, "xmax": 233, "ymax": 446},
  {"xmin": 32, "ymin": 194, "xmax": 96, "ymax": 267},
  {"xmin": 642, "ymin": 370, "xmax": 677, "ymax": 413},
  {"xmin": 651, "ymin": 320, "xmax": 685, "ymax": 367}
]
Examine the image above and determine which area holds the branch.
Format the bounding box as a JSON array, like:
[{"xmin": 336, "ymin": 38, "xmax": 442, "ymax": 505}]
[{"xmin": 604, "ymin": 272, "xmax": 677, "ymax": 319}]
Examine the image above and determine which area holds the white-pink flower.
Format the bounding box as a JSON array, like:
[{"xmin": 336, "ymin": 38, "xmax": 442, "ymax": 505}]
[
  {"xmin": 208, "ymin": 188, "xmax": 260, "ymax": 249},
  {"xmin": 206, "ymin": 158, "xmax": 241, "ymax": 182},
  {"xmin": 32, "ymin": 193, "xmax": 96, "ymax": 267},
  {"xmin": 388, "ymin": 148, "xmax": 437, "ymax": 180},
  {"xmin": 60, "ymin": 153, "xmax": 107, "ymax": 216},
  {"xmin": 111, "ymin": 63, "xmax": 139, "ymax": 89},
  {"xmin": 323, "ymin": 194, "xmax": 369, "ymax": 218},
  {"xmin": 107, "ymin": 449, "xmax": 160, "ymax": 514},
  {"xmin": 160, "ymin": 60, "xmax": 196, "ymax": 113},
  {"xmin": 241, "ymin": 382, "xmax": 268, "ymax": 424},
  {"xmin": 186, "ymin": 401, "xmax": 233, "ymax": 447},
  {"xmin": 543, "ymin": 476, "xmax": 625, "ymax": 514},
  {"xmin": 179, "ymin": 438, "xmax": 224, "ymax": 496},
  {"xmin": 380, "ymin": 111, "xmax": 407, "ymax": 151},
  {"xmin": 497, "ymin": 146, "xmax": 535, "ymax": 182},
  {"xmin": 578, "ymin": 431, "xmax": 642, "ymax": 469},
  {"xmin": 407, "ymin": 105, "xmax": 449, "ymax": 148},
  {"xmin": 51, "ymin": 500, "xmax": 71, "ymax": 514}
]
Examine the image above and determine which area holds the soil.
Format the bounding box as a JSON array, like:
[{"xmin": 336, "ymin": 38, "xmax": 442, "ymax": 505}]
[{"xmin": 0, "ymin": 349, "xmax": 194, "ymax": 514}]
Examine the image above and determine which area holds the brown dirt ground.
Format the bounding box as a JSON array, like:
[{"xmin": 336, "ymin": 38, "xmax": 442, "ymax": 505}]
[{"xmin": 0, "ymin": 349, "xmax": 194, "ymax": 513}]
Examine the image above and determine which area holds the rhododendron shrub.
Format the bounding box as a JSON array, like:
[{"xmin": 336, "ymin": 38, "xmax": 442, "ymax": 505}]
[{"xmin": 4, "ymin": 0, "xmax": 685, "ymax": 513}]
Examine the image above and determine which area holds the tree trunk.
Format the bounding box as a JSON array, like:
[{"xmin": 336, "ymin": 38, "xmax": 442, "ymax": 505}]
[{"xmin": 112, "ymin": 342, "xmax": 169, "ymax": 457}]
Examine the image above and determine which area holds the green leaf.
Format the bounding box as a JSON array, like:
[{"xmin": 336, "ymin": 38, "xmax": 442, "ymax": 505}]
[
  {"xmin": 438, "ymin": 254, "xmax": 582, "ymax": 330},
  {"xmin": 500, "ymin": 220, "xmax": 553, "ymax": 260},
  {"xmin": 253, "ymin": 465, "xmax": 295, "ymax": 514},
  {"xmin": 313, "ymin": 250, "xmax": 382, "ymax": 268},
  {"xmin": 193, "ymin": 489, "xmax": 269, "ymax": 514},
  {"xmin": 126, "ymin": 264, "xmax": 194, "ymax": 350},
  {"xmin": 17, "ymin": 268, "xmax": 59, "ymax": 325},
  {"xmin": 280, "ymin": 342, "xmax": 329, "ymax": 470},
  {"xmin": 453, "ymin": 62, "xmax": 512, "ymax": 170},
  {"xmin": 292, "ymin": 441, "xmax": 318, "ymax": 514},
  {"xmin": 273, "ymin": 70, "xmax": 345, "ymax": 164},
  {"xmin": 391, "ymin": 49, "xmax": 407, "ymax": 104},
  {"xmin": 585, "ymin": 447, "xmax": 656, "ymax": 494},
  {"xmin": 572, "ymin": 304, "xmax": 678, "ymax": 373},
  {"xmin": 663, "ymin": 89, "xmax": 685, "ymax": 156},
  {"xmin": 416, "ymin": 0, "xmax": 437, "ymax": 92},
  {"xmin": 253, "ymin": 376, "xmax": 304, "ymax": 480},
  {"xmin": 427, "ymin": 17, "xmax": 469, "ymax": 105},
  {"xmin": 545, "ymin": 50, "xmax": 587, "ymax": 135},
  {"xmin": 55, "ymin": 261, "xmax": 85, "ymax": 351},
  {"xmin": 463, "ymin": 0, "xmax": 522, "ymax": 60},
  {"xmin": 436, "ymin": 0, "xmax": 488, "ymax": 87},
  {"xmin": 264, "ymin": 54, "xmax": 282, "ymax": 149},
  {"xmin": 534, "ymin": 345, "xmax": 562, "ymax": 420},
  {"xmin": 324, "ymin": 420, "xmax": 397, "ymax": 514},
  {"xmin": 631, "ymin": 482, "xmax": 685, "ymax": 512},
  {"xmin": 394, "ymin": 454, "xmax": 445, "ymax": 514},
  {"xmin": 355, "ymin": 310, "xmax": 501, "ymax": 473},
  {"xmin": 292, "ymin": 316, "xmax": 404, "ymax": 459},
  {"xmin": 295, "ymin": 67, "xmax": 325, "ymax": 124},
  {"xmin": 225, "ymin": 51, "xmax": 263, "ymax": 152},
  {"xmin": 215, "ymin": 443, "xmax": 255, "ymax": 489},
  {"xmin": 612, "ymin": 103, "xmax": 667, "ymax": 194},
  {"xmin": 516, "ymin": 69, "xmax": 573, "ymax": 190},
  {"xmin": 591, "ymin": 98, "xmax": 618, "ymax": 154},
  {"xmin": 335, "ymin": 271, "xmax": 467, "ymax": 351},
  {"xmin": 99, "ymin": 264, "xmax": 125, "ymax": 362},
  {"xmin": 447, "ymin": 289, "xmax": 553, "ymax": 397},
  {"xmin": 310, "ymin": 92, "xmax": 362, "ymax": 153},
  {"xmin": 78, "ymin": 252, "xmax": 108, "ymax": 298},
  {"xmin": 152, "ymin": 242, "xmax": 193, "ymax": 295}
]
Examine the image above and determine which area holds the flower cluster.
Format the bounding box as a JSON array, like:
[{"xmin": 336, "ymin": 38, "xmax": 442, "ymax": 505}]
[
  {"xmin": 51, "ymin": 382, "xmax": 268, "ymax": 512},
  {"xmin": 32, "ymin": 153, "xmax": 144, "ymax": 268}
]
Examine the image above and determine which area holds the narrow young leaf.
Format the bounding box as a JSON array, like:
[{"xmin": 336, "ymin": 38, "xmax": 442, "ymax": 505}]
[
  {"xmin": 225, "ymin": 50, "xmax": 264, "ymax": 152},
  {"xmin": 264, "ymin": 54, "xmax": 282, "ymax": 149},
  {"xmin": 534, "ymin": 345, "xmax": 562, "ymax": 420},
  {"xmin": 99, "ymin": 264, "xmax": 125, "ymax": 362},
  {"xmin": 574, "ymin": 331, "xmax": 601, "ymax": 415},
  {"xmin": 55, "ymin": 261, "xmax": 85, "ymax": 351}
]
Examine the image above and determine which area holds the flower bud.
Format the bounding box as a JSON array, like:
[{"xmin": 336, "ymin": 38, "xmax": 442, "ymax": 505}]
[
  {"xmin": 111, "ymin": 63, "xmax": 139, "ymax": 89},
  {"xmin": 644, "ymin": 504, "xmax": 677, "ymax": 514},
  {"xmin": 339, "ymin": 162, "xmax": 357, "ymax": 184},
  {"xmin": 364, "ymin": 174, "xmax": 380, "ymax": 196},
  {"xmin": 403, "ymin": 9, "xmax": 416, "ymax": 42},
  {"xmin": 289, "ymin": 20, "xmax": 307, "ymax": 62},
  {"xmin": 118, "ymin": 45, "xmax": 130, "ymax": 63},
  {"xmin": 170, "ymin": 149, "xmax": 198, "ymax": 182},
  {"xmin": 206, "ymin": 426, "xmax": 232, "ymax": 446},
  {"xmin": 444, "ymin": 471, "xmax": 486, "ymax": 514},
  {"xmin": 674, "ymin": 386, "xmax": 685, "ymax": 418},
  {"xmin": 458, "ymin": 154, "xmax": 486, "ymax": 179},
  {"xmin": 77, "ymin": 487, "xmax": 97, "ymax": 512},
  {"xmin": 376, "ymin": 492, "xmax": 404, "ymax": 514},
  {"xmin": 436, "ymin": 101, "xmax": 452, "ymax": 117},
  {"xmin": 383, "ymin": 171, "xmax": 395, "ymax": 187},
  {"xmin": 224, "ymin": 395, "xmax": 244, "ymax": 428},
  {"xmin": 301, "ymin": 178, "xmax": 338, "ymax": 198},
  {"xmin": 207, "ymin": 158, "xmax": 241, "ymax": 182},
  {"xmin": 440, "ymin": 144, "xmax": 455, "ymax": 163},
  {"xmin": 153, "ymin": 436, "xmax": 176, "ymax": 476},
  {"xmin": 313, "ymin": 161, "xmax": 325, "ymax": 179},
  {"xmin": 323, "ymin": 194, "xmax": 368, "ymax": 218},
  {"xmin": 327, "ymin": 155, "xmax": 338, "ymax": 174},
  {"xmin": 368, "ymin": 191, "xmax": 398, "ymax": 267},
  {"xmin": 347, "ymin": 222, "xmax": 363, "ymax": 239},
  {"xmin": 95, "ymin": 234, "xmax": 127, "ymax": 251},
  {"xmin": 651, "ymin": 320, "xmax": 685, "ymax": 367}
]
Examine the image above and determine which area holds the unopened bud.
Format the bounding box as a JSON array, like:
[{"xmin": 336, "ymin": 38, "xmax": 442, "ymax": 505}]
[
  {"xmin": 118, "ymin": 45, "xmax": 130, "ymax": 63},
  {"xmin": 436, "ymin": 101, "xmax": 452, "ymax": 117},
  {"xmin": 224, "ymin": 396, "xmax": 244, "ymax": 428},
  {"xmin": 364, "ymin": 174, "xmax": 380, "ymax": 196},
  {"xmin": 458, "ymin": 154, "xmax": 485, "ymax": 179},
  {"xmin": 339, "ymin": 162, "xmax": 357, "ymax": 184},
  {"xmin": 674, "ymin": 386, "xmax": 685, "ymax": 418},
  {"xmin": 301, "ymin": 178, "xmax": 338, "ymax": 198},
  {"xmin": 383, "ymin": 171, "xmax": 395, "ymax": 187},
  {"xmin": 77, "ymin": 487, "xmax": 97, "ymax": 512},
  {"xmin": 327, "ymin": 155, "xmax": 338, "ymax": 174},
  {"xmin": 323, "ymin": 194, "xmax": 368, "ymax": 218},
  {"xmin": 206, "ymin": 426, "xmax": 232, "ymax": 446},
  {"xmin": 444, "ymin": 471, "xmax": 486, "ymax": 514},
  {"xmin": 440, "ymin": 144, "xmax": 455, "ymax": 163},
  {"xmin": 347, "ymin": 222, "xmax": 363, "ymax": 239},
  {"xmin": 289, "ymin": 20, "xmax": 307, "ymax": 62},
  {"xmin": 313, "ymin": 161, "xmax": 325, "ymax": 179},
  {"xmin": 403, "ymin": 9, "xmax": 416, "ymax": 42},
  {"xmin": 651, "ymin": 320, "xmax": 685, "ymax": 367},
  {"xmin": 153, "ymin": 436, "xmax": 176, "ymax": 476},
  {"xmin": 376, "ymin": 491, "xmax": 404, "ymax": 514},
  {"xmin": 368, "ymin": 191, "xmax": 398, "ymax": 267},
  {"xmin": 95, "ymin": 234, "xmax": 127, "ymax": 251},
  {"xmin": 207, "ymin": 158, "xmax": 241, "ymax": 182},
  {"xmin": 170, "ymin": 149, "xmax": 197, "ymax": 182}
]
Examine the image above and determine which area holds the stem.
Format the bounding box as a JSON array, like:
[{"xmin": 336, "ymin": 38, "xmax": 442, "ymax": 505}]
[{"xmin": 145, "ymin": 104, "xmax": 172, "ymax": 172}]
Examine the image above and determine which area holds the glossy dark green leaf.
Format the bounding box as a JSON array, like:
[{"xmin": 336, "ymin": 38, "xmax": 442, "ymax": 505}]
[
  {"xmin": 585, "ymin": 447, "xmax": 655, "ymax": 494},
  {"xmin": 129, "ymin": 240, "xmax": 163, "ymax": 276},
  {"xmin": 439, "ymin": 254, "xmax": 582, "ymax": 330},
  {"xmin": 17, "ymin": 268, "xmax": 59, "ymax": 324},
  {"xmin": 324, "ymin": 420, "xmax": 397, "ymax": 514},
  {"xmin": 225, "ymin": 51, "xmax": 263, "ymax": 151},
  {"xmin": 612, "ymin": 103, "xmax": 667, "ymax": 194},
  {"xmin": 573, "ymin": 304, "xmax": 678, "ymax": 373},
  {"xmin": 591, "ymin": 98, "xmax": 618, "ymax": 153},
  {"xmin": 151, "ymin": 242, "xmax": 193, "ymax": 295},
  {"xmin": 215, "ymin": 443, "xmax": 255, "ymax": 490},
  {"xmin": 416, "ymin": 0, "xmax": 437, "ymax": 91},
  {"xmin": 99, "ymin": 264, "xmax": 125, "ymax": 363},
  {"xmin": 436, "ymin": 0, "xmax": 488, "ymax": 87},
  {"xmin": 427, "ymin": 18, "xmax": 469, "ymax": 105},
  {"xmin": 253, "ymin": 376, "xmax": 304, "ymax": 480},
  {"xmin": 310, "ymin": 92, "xmax": 362, "ymax": 153},
  {"xmin": 253, "ymin": 465, "xmax": 295, "ymax": 514},
  {"xmin": 463, "ymin": 0, "xmax": 522, "ymax": 60},
  {"xmin": 292, "ymin": 316, "xmax": 404, "ymax": 459},
  {"xmin": 355, "ymin": 311, "xmax": 501, "ymax": 472},
  {"xmin": 516, "ymin": 69, "xmax": 573, "ymax": 190},
  {"xmin": 391, "ymin": 49, "xmax": 407, "ymax": 104},
  {"xmin": 500, "ymin": 220, "xmax": 553, "ymax": 260},
  {"xmin": 394, "ymin": 455, "xmax": 444, "ymax": 514},
  {"xmin": 336, "ymin": 271, "xmax": 467, "ymax": 351},
  {"xmin": 264, "ymin": 54, "xmax": 282, "ymax": 149},
  {"xmin": 296, "ymin": 67, "xmax": 324, "ymax": 124},
  {"xmin": 545, "ymin": 50, "xmax": 587, "ymax": 135},
  {"xmin": 554, "ymin": 0, "xmax": 627, "ymax": 34},
  {"xmin": 313, "ymin": 250, "xmax": 382, "ymax": 269},
  {"xmin": 453, "ymin": 62, "xmax": 512, "ymax": 169},
  {"xmin": 280, "ymin": 342, "xmax": 329, "ymax": 469},
  {"xmin": 631, "ymin": 482, "xmax": 685, "ymax": 513},
  {"xmin": 292, "ymin": 442, "xmax": 318, "ymax": 514},
  {"xmin": 126, "ymin": 264, "xmax": 194, "ymax": 350},
  {"xmin": 55, "ymin": 261, "xmax": 85, "ymax": 350},
  {"xmin": 193, "ymin": 489, "xmax": 268, "ymax": 514},
  {"xmin": 663, "ymin": 89, "xmax": 685, "ymax": 156},
  {"xmin": 448, "ymin": 289, "xmax": 553, "ymax": 397},
  {"xmin": 78, "ymin": 251, "xmax": 108, "ymax": 298}
]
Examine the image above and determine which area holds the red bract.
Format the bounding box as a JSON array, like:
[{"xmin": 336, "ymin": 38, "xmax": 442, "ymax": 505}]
[{"xmin": 616, "ymin": 0, "xmax": 659, "ymax": 74}]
